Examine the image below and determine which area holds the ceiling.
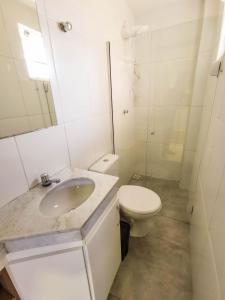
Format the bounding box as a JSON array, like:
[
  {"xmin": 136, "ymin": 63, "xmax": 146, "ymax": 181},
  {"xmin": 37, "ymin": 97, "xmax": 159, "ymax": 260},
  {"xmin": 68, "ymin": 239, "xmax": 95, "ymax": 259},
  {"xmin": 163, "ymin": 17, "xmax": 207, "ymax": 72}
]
[{"xmin": 126, "ymin": 0, "xmax": 187, "ymax": 17}]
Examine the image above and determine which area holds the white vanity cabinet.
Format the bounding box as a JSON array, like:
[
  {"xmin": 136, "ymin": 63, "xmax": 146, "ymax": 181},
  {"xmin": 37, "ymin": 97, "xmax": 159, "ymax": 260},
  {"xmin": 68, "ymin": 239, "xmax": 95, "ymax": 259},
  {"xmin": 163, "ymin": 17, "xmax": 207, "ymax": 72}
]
[
  {"xmin": 7, "ymin": 243, "xmax": 91, "ymax": 300},
  {"xmin": 6, "ymin": 198, "xmax": 121, "ymax": 300},
  {"xmin": 84, "ymin": 199, "xmax": 121, "ymax": 300}
]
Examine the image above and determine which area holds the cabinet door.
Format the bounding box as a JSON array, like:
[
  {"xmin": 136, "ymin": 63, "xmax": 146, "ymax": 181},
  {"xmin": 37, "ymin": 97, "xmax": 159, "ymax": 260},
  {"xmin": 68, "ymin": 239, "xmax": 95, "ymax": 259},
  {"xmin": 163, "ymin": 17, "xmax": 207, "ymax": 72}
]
[
  {"xmin": 8, "ymin": 247, "xmax": 91, "ymax": 300},
  {"xmin": 85, "ymin": 199, "xmax": 121, "ymax": 300}
]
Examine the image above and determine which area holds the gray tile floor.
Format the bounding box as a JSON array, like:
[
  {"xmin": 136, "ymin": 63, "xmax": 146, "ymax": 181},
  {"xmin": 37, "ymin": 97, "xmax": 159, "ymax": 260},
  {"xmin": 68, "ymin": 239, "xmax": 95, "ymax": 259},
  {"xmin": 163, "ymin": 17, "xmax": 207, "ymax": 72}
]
[{"xmin": 108, "ymin": 177, "xmax": 192, "ymax": 300}]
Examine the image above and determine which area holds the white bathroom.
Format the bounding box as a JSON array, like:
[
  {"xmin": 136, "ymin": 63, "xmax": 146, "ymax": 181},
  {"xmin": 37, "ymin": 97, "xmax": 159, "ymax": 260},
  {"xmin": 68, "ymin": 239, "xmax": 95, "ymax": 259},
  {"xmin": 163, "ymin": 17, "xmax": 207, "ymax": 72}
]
[{"xmin": 0, "ymin": 0, "xmax": 224, "ymax": 299}]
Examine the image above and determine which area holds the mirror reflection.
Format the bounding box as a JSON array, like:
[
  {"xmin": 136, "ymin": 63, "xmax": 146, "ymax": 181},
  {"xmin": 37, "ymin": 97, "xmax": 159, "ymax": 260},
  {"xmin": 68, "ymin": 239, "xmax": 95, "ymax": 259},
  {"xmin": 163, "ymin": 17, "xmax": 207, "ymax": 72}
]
[{"xmin": 0, "ymin": 0, "xmax": 57, "ymax": 139}]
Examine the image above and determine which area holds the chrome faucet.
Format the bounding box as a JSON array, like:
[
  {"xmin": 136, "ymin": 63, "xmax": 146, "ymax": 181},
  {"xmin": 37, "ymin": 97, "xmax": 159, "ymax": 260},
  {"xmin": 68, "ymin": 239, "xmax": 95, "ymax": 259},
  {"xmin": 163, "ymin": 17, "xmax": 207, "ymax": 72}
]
[{"xmin": 40, "ymin": 173, "xmax": 61, "ymax": 187}]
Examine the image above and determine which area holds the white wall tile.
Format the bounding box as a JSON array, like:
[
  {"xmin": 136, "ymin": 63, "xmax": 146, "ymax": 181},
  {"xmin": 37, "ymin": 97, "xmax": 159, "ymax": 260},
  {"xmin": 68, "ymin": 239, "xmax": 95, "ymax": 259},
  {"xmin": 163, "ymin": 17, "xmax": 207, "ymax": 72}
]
[
  {"xmin": 204, "ymin": 76, "xmax": 218, "ymax": 111},
  {"xmin": 191, "ymin": 181, "xmax": 208, "ymax": 256},
  {"xmin": 191, "ymin": 53, "xmax": 212, "ymax": 107},
  {"xmin": 180, "ymin": 150, "xmax": 195, "ymax": 189},
  {"xmin": 193, "ymin": 232, "xmax": 221, "ymax": 300},
  {"xmin": 36, "ymin": 0, "xmax": 45, "ymax": 14},
  {"xmin": 111, "ymin": 58, "xmax": 133, "ymax": 112},
  {"xmin": 0, "ymin": 8, "xmax": 11, "ymax": 57},
  {"xmin": 190, "ymin": 2, "xmax": 225, "ymax": 298},
  {"xmin": 134, "ymin": 107, "xmax": 148, "ymax": 130},
  {"xmin": 147, "ymin": 141, "xmax": 182, "ymax": 180},
  {"xmin": 117, "ymin": 147, "xmax": 135, "ymax": 185},
  {"xmin": 87, "ymin": 41, "xmax": 111, "ymax": 115},
  {"xmin": 91, "ymin": 114, "xmax": 113, "ymax": 162},
  {"xmin": 0, "ymin": 0, "xmax": 40, "ymax": 60},
  {"xmin": 135, "ymin": 33, "xmax": 151, "ymax": 64},
  {"xmin": 199, "ymin": 16, "xmax": 221, "ymax": 53},
  {"xmin": 201, "ymin": 119, "xmax": 225, "ymax": 220},
  {"xmin": 134, "ymin": 141, "xmax": 146, "ymax": 175},
  {"xmin": 47, "ymin": 19, "xmax": 92, "ymax": 122},
  {"xmin": 0, "ymin": 138, "xmax": 28, "ymax": 208},
  {"xmin": 135, "ymin": 0, "xmax": 203, "ymax": 32},
  {"xmin": 209, "ymin": 168, "xmax": 225, "ymax": 299},
  {"xmin": 150, "ymin": 20, "xmax": 201, "ymax": 62},
  {"xmin": 123, "ymin": 109, "xmax": 135, "ymax": 150},
  {"xmin": 0, "ymin": 117, "xmax": 30, "ymax": 138},
  {"xmin": 37, "ymin": 11, "xmax": 64, "ymax": 125},
  {"xmin": 151, "ymin": 59, "xmax": 195, "ymax": 107},
  {"xmin": 14, "ymin": 60, "xmax": 43, "ymax": 116},
  {"xmin": 133, "ymin": 64, "xmax": 152, "ymax": 106},
  {"xmin": 114, "ymin": 110, "xmax": 134, "ymax": 152},
  {"xmin": 191, "ymin": 181, "xmax": 221, "ymax": 300},
  {"xmin": 44, "ymin": 0, "xmax": 82, "ymax": 29},
  {"xmin": 185, "ymin": 107, "xmax": 202, "ymax": 151},
  {"xmin": 28, "ymin": 115, "xmax": 45, "ymax": 131},
  {"xmin": 0, "ymin": 56, "xmax": 26, "ymax": 119},
  {"xmin": 113, "ymin": 112, "xmax": 125, "ymax": 152},
  {"xmin": 16, "ymin": 126, "xmax": 70, "ymax": 187},
  {"xmin": 65, "ymin": 114, "xmax": 112, "ymax": 171},
  {"xmin": 150, "ymin": 107, "xmax": 189, "ymax": 145},
  {"xmin": 204, "ymin": 0, "xmax": 221, "ymax": 18},
  {"xmin": 65, "ymin": 117, "xmax": 97, "ymax": 170},
  {"xmin": 213, "ymin": 59, "xmax": 225, "ymax": 123}
]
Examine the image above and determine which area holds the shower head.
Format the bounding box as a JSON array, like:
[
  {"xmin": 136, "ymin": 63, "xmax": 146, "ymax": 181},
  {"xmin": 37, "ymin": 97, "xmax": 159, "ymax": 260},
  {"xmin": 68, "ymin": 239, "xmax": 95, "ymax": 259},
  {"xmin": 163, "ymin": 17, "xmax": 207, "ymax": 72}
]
[{"xmin": 121, "ymin": 22, "xmax": 150, "ymax": 39}]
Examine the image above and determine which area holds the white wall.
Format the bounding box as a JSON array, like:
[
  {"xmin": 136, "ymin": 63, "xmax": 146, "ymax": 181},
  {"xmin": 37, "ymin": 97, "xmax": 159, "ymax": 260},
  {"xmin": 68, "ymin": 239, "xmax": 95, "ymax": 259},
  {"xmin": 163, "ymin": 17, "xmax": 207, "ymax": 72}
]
[
  {"xmin": 190, "ymin": 0, "xmax": 225, "ymax": 299},
  {"xmin": 180, "ymin": 0, "xmax": 221, "ymax": 189},
  {"xmin": 0, "ymin": 0, "xmax": 135, "ymax": 208},
  {"xmin": 127, "ymin": 0, "xmax": 204, "ymax": 28},
  {"xmin": 133, "ymin": 0, "xmax": 204, "ymax": 180}
]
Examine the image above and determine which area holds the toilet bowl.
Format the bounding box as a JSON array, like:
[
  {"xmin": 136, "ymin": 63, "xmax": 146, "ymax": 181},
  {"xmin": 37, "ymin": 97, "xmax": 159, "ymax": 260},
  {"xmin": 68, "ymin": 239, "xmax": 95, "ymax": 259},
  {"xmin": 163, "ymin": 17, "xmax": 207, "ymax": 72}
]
[
  {"xmin": 89, "ymin": 154, "xmax": 162, "ymax": 237},
  {"xmin": 118, "ymin": 185, "xmax": 162, "ymax": 237}
]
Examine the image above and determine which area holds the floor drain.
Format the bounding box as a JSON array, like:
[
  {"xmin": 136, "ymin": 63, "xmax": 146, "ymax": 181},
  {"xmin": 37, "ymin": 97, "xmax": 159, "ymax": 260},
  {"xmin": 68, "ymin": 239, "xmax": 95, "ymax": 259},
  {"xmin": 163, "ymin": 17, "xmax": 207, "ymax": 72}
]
[{"xmin": 132, "ymin": 173, "xmax": 143, "ymax": 180}]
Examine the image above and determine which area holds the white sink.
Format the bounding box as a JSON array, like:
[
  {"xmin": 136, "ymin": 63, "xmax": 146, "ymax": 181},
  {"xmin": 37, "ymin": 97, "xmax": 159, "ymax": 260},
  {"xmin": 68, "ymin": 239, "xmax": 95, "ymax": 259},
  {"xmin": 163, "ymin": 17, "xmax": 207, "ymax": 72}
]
[{"xmin": 39, "ymin": 178, "xmax": 95, "ymax": 217}]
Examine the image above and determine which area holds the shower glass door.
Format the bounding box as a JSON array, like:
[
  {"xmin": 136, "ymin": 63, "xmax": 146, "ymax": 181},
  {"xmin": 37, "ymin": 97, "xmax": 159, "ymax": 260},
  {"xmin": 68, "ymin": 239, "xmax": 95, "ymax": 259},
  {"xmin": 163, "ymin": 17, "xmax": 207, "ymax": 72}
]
[{"xmin": 133, "ymin": 4, "xmax": 222, "ymax": 189}]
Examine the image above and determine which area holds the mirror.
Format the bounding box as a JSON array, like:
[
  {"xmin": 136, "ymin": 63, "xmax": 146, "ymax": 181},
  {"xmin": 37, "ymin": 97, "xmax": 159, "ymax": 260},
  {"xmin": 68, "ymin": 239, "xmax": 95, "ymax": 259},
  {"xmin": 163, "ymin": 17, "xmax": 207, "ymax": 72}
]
[{"xmin": 0, "ymin": 0, "xmax": 57, "ymax": 139}]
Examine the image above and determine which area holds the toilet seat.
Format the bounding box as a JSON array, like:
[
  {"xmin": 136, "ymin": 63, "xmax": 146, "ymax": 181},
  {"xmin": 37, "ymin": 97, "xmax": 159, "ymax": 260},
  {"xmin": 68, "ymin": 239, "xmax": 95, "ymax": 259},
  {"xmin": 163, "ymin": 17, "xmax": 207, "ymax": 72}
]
[{"xmin": 118, "ymin": 185, "xmax": 161, "ymax": 215}]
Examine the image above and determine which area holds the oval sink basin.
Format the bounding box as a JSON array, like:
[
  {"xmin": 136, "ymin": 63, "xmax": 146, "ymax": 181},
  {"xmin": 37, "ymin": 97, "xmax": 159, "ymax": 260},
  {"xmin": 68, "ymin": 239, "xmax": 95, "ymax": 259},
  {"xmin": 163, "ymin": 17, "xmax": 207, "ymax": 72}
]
[{"xmin": 39, "ymin": 178, "xmax": 95, "ymax": 217}]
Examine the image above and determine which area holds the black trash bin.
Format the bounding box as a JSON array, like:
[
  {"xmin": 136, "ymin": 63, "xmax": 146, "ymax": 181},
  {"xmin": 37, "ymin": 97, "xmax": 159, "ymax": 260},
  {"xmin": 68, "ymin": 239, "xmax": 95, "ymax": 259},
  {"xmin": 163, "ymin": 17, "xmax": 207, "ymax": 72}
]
[{"xmin": 120, "ymin": 220, "xmax": 130, "ymax": 261}]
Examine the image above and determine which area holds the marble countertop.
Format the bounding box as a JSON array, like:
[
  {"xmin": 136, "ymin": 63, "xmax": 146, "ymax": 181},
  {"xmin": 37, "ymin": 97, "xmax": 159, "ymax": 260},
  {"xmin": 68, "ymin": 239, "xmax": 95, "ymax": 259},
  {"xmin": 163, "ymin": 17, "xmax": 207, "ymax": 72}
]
[{"xmin": 0, "ymin": 168, "xmax": 118, "ymax": 245}]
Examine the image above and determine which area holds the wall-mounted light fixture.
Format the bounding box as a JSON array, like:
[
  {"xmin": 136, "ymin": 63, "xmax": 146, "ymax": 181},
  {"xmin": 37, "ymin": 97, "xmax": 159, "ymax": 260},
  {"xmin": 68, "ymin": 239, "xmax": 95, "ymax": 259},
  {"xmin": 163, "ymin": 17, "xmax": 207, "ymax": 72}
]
[{"xmin": 58, "ymin": 22, "xmax": 72, "ymax": 32}]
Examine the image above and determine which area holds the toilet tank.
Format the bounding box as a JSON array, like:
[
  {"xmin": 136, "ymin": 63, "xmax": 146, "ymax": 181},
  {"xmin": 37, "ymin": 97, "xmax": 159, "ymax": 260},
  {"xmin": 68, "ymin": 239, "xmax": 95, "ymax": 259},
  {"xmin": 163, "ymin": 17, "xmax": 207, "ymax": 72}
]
[{"xmin": 89, "ymin": 154, "xmax": 119, "ymax": 177}]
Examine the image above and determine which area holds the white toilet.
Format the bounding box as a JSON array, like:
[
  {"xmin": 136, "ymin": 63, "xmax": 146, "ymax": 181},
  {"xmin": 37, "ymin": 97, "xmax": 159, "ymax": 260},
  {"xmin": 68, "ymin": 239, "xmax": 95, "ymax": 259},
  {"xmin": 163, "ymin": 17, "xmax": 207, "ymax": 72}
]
[{"xmin": 89, "ymin": 154, "xmax": 162, "ymax": 237}]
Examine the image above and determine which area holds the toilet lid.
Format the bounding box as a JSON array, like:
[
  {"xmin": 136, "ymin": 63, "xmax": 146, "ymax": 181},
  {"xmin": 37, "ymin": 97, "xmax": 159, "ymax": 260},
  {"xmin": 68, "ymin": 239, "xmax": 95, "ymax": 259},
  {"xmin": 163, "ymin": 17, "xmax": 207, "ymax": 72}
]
[{"xmin": 118, "ymin": 185, "xmax": 161, "ymax": 215}]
